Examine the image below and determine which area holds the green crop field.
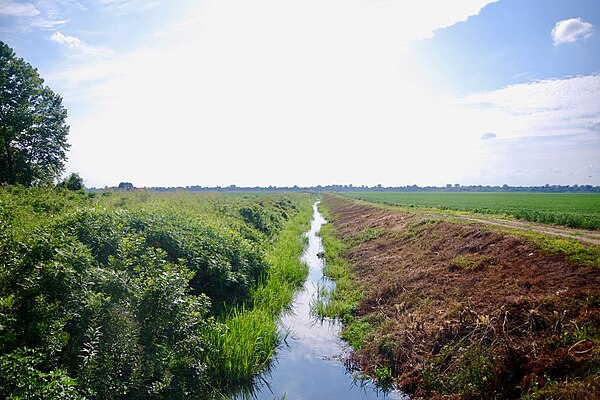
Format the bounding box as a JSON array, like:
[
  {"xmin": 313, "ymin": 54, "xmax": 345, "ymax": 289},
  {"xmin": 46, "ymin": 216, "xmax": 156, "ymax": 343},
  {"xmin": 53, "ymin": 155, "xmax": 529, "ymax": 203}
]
[{"xmin": 344, "ymin": 192, "xmax": 600, "ymax": 230}]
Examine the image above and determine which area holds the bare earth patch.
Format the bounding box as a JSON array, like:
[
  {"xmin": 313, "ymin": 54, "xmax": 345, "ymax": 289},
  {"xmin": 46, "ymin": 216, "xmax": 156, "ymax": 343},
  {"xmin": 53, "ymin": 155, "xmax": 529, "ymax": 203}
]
[{"xmin": 323, "ymin": 194, "xmax": 600, "ymax": 399}]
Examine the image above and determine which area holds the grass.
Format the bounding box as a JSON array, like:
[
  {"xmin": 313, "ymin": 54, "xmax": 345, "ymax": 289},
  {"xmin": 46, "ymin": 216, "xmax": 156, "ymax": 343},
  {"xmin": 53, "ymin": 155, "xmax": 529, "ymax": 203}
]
[
  {"xmin": 204, "ymin": 195, "xmax": 314, "ymax": 392},
  {"xmin": 312, "ymin": 204, "xmax": 361, "ymax": 322},
  {"xmin": 423, "ymin": 343, "xmax": 495, "ymax": 397},
  {"xmin": 202, "ymin": 307, "xmax": 279, "ymax": 389},
  {"xmin": 345, "ymin": 192, "xmax": 600, "ymax": 230},
  {"xmin": 312, "ymin": 202, "xmax": 372, "ymax": 353},
  {"xmin": 501, "ymin": 228, "xmax": 600, "ymax": 267}
]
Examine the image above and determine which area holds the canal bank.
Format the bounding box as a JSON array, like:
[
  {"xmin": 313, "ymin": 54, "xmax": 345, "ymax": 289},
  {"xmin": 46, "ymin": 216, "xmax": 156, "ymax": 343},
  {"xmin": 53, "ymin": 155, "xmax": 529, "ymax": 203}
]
[{"xmin": 238, "ymin": 201, "xmax": 407, "ymax": 399}]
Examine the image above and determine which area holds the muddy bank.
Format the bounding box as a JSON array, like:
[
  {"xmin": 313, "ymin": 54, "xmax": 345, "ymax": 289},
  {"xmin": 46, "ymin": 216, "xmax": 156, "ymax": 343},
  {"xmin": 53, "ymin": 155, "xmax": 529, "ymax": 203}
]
[{"xmin": 323, "ymin": 194, "xmax": 600, "ymax": 399}]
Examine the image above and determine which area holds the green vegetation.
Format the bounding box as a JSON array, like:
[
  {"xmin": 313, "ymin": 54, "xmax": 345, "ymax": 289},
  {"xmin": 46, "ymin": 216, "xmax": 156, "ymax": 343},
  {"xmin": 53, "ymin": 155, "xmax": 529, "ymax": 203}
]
[
  {"xmin": 1, "ymin": 41, "xmax": 70, "ymax": 186},
  {"xmin": 205, "ymin": 199, "xmax": 313, "ymax": 393},
  {"xmin": 423, "ymin": 343, "xmax": 495, "ymax": 397},
  {"xmin": 313, "ymin": 202, "xmax": 368, "ymax": 347},
  {"xmin": 345, "ymin": 192, "xmax": 600, "ymax": 230},
  {"xmin": 58, "ymin": 173, "xmax": 85, "ymax": 191},
  {"xmin": 0, "ymin": 186, "xmax": 314, "ymax": 398},
  {"xmin": 509, "ymin": 229, "xmax": 600, "ymax": 267},
  {"xmin": 313, "ymin": 203, "xmax": 360, "ymax": 322}
]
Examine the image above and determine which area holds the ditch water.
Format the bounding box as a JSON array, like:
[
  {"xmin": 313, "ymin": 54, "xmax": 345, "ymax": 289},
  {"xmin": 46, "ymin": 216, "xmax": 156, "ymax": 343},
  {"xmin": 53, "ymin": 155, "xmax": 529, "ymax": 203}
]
[{"xmin": 236, "ymin": 201, "xmax": 408, "ymax": 400}]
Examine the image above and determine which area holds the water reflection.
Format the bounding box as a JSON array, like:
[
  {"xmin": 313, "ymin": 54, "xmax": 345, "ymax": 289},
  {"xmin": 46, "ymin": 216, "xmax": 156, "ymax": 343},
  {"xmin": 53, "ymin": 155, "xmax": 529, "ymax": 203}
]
[{"xmin": 235, "ymin": 201, "xmax": 408, "ymax": 400}]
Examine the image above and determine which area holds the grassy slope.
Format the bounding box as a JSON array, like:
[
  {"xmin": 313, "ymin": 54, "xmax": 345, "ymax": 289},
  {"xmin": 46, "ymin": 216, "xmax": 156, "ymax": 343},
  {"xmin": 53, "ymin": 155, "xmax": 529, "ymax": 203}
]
[{"xmin": 320, "ymin": 194, "xmax": 600, "ymax": 400}]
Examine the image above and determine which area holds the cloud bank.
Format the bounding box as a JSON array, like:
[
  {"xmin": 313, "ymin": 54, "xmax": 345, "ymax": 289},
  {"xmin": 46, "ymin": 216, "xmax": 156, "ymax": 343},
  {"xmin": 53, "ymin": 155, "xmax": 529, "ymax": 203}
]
[{"xmin": 463, "ymin": 74, "xmax": 600, "ymax": 138}]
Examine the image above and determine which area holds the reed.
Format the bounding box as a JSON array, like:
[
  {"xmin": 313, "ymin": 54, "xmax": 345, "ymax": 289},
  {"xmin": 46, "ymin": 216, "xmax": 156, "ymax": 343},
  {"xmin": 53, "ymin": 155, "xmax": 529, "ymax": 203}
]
[{"xmin": 204, "ymin": 196, "xmax": 314, "ymax": 390}]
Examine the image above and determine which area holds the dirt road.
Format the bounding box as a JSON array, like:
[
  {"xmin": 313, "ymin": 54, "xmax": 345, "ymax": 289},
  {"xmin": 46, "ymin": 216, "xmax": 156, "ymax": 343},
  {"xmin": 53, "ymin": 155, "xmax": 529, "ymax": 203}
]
[
  {"xmin": 456, "ymin": 214, "xmax": 600, "ymax": 245},
  {"xmin": 351, "ymin": 197, "xmax": 600, "ymax": 246}
]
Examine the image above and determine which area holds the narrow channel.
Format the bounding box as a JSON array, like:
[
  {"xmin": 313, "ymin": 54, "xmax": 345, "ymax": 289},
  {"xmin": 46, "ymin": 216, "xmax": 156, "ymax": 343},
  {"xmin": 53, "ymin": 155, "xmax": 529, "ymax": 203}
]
[{"xmin": 241, "ymin": 201, "xmax": 408, "ymax": 399}]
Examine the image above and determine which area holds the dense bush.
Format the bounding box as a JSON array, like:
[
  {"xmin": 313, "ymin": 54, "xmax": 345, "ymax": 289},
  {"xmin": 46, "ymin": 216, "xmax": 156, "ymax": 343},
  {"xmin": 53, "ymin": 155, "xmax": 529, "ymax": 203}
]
[{"xmin": 0, "ymin": 187, "xmax": 307, "ymax": 398}]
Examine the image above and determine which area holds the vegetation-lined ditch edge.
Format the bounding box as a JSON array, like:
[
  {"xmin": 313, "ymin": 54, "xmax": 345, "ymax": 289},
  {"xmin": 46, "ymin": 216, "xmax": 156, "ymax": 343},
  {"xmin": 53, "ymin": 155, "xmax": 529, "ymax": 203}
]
[
  {"xmin": 0, "ymin": 187, "xmax": 315, "ymax": 398},
  {"xmin": 317, "ymin": 194, "xmax": 600, "ymax": 399}
]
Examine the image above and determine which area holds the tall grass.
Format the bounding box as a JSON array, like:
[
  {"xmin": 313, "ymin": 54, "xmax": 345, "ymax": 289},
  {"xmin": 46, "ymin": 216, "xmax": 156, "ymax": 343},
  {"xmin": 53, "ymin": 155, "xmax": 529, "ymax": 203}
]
[
  {"xmin": 204, "ymin": 196, "xmax": 314, "ymax": 391},
  {"xmin": 202, "ymin": 308, "xmax": 279, "ymax": 389},
  {"xmin": 313, "ymin": 203, "xmax": 362, "ymax": 323}
]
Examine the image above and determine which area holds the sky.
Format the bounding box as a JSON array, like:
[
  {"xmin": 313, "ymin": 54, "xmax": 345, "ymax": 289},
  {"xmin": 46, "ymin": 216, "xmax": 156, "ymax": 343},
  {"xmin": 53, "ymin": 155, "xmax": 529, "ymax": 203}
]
[{"xmin": 1, "ymin": 0, "xmax": 599, "ymax": 188}]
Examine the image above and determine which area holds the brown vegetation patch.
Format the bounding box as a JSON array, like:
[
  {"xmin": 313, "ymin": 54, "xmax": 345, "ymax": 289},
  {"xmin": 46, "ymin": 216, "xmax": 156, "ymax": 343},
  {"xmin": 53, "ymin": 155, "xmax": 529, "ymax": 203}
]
[{"xmin": 323, "ymin": 194, "xmax": 600, "ymax": 399}]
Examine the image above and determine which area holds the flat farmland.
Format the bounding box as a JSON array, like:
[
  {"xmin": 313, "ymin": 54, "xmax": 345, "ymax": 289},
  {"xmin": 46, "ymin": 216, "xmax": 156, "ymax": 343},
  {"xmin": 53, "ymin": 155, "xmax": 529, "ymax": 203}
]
[{"xmin": 344, "ymin": 192, "xmax": 600, "ymax": 230}]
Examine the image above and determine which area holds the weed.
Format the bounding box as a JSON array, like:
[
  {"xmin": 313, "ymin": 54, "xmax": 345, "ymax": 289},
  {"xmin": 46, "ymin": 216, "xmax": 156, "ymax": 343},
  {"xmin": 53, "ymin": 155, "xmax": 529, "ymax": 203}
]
[
  {"xmin": 449, "ymin": 254, "xmax": 495, "ymax": 272},
  {"xmin": 342, "ymin": 320, "xmax": 374, "ymax": 350},
  {"xmin": 373, "ymin": 365, "xmax": 394, "ymax": 389},
  {"xmin": 204, "ymin": 195, "xmax": 314, "ymax": 390},
  {"xmin": 423, "ymin": 343, "xmax": 495, "ymax": 397},
  {"xmin": 349, "ymin": 228, "xmax": 384, "ymax": 246}
]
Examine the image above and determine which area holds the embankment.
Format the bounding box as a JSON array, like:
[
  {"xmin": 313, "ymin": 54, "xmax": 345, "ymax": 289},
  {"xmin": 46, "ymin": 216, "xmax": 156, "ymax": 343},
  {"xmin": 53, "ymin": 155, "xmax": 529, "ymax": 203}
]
[{"xmin": 321, "ymin": 194, "xmax": 600, "ymax": 399}]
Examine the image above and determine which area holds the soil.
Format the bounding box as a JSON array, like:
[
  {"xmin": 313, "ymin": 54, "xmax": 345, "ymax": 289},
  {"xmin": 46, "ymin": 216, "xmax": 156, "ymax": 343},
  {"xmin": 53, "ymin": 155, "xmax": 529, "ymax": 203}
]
[{"xmin": 323, "ymin": 194, "xmax": 600, "ymax": 399}]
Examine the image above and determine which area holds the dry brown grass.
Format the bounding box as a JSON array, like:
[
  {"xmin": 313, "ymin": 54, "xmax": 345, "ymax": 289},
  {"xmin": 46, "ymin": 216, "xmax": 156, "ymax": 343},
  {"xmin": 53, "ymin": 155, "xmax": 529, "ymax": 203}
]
[{"xmin": 323, "ymin": 194, "xmax": 600, "ymax": 399}]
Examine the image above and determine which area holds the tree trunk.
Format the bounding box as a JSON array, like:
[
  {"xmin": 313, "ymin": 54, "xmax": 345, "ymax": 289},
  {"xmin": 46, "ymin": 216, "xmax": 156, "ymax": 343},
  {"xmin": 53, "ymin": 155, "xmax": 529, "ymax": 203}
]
[{"xmin": 2, "ymin": 126, "xmax": 15, "ymax": 183}]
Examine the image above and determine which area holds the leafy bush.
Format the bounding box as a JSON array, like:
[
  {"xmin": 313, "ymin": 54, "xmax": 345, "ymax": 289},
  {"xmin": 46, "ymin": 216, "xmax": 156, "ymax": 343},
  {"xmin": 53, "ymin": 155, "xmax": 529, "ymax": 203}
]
[{"xmin": 0, "ymin": 188, "xmax": 310, "ymax": 398}]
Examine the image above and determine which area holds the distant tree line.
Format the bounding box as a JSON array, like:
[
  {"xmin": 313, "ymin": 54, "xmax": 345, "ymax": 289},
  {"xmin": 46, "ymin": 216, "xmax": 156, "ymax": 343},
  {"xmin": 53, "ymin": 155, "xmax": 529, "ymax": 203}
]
[{"xmin": 91, "ymin": 183, "xmax": 600, "ymax": 193}]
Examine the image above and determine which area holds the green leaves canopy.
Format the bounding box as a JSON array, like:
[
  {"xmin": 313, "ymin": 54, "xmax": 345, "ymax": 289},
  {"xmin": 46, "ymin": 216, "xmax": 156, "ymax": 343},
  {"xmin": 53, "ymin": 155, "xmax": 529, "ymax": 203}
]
[{"xmin": 0, "ymin": 41, "xmax": 69, "ymax": 186}]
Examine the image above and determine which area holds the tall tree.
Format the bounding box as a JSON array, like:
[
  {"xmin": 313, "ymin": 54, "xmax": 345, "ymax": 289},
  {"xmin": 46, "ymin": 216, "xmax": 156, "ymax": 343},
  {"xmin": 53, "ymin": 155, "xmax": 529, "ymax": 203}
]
[{"xmin": 0, "ymin": 41, "xmax": 70, "ymax": 186}]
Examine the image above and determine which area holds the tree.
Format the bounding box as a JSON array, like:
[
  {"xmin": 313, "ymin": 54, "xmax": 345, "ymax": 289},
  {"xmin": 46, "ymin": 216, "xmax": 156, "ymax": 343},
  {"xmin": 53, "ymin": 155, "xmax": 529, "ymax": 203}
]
[
  {"xmin": 117, "ymin": 182, "xmax": 134, "ymax": 190},
  {"xmin": 0, "ymin": 41, "xmax": 70, "ymax": 186},
  {"xmin": 58, "ymin": 172, "xmax": 84, "ymax": 191}
]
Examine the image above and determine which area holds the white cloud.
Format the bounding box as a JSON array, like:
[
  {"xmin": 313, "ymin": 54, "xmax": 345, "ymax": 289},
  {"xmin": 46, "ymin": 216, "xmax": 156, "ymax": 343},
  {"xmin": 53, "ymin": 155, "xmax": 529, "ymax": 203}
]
[
  {"xmin": 551, "ymin": 17, "xmax": 594, "ymax": 45},
  {"xmin": 95, "ymin": 0, "xmax": 162, "ymax": 14},
  {"xmin": 454, "ymin": 75, "xmax": 600, "ymax": 185},
  {"xmin": 462, "ymin": 74, "xmax": 600, "ymax": 138},
  {"xmin": 49, "ymin": 31, "xmax": 114, "ymax": 58},
  {"xmin": 0, "ymin": 1, "xmax": 39, "ymax": 17},
  {"xmin": 35, "ymin": 0, "xmax": 87, "ymax": 19},
  {"xmin": 50, "ymin": 31, "xmax": 82, "ymax": 46},
  {"xmin": 0, "ymin": 1, "xmax": 70, "ymax": 32},
  {"xmin": 30, "ymin": 18, "xmax": 68, "ymax": 29}
]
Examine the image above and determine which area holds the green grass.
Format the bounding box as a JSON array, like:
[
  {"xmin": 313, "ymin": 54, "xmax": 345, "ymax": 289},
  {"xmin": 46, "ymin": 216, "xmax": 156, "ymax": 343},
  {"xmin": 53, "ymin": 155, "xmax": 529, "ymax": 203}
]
[
  {"xmin": 204, "ymin": 197, "xmax": 314, "ymax": 391},
  {"xmin": 312, "ymin": 202, "xmax": 371, "ymax": 352},
  {"xmin": 312, "ymin": 208, "xmax": 361, "ymax": 322},
  {"xmin": 344, "ymin": 192, "xmax": 600, "ymax": 230},
  {"xmin": 515, "ymin": 230, "xmax": 600, "ymax": 266}
]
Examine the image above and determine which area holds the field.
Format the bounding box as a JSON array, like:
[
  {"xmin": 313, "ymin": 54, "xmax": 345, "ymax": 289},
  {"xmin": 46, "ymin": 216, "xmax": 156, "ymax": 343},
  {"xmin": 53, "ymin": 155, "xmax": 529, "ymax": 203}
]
[
  {"xmin": 345, "ymin": 192, "xmax": 600, "ymax": 230},
  {"xmin": 0, "ymin": 187, "xmax": 314, "ymax": 398}
]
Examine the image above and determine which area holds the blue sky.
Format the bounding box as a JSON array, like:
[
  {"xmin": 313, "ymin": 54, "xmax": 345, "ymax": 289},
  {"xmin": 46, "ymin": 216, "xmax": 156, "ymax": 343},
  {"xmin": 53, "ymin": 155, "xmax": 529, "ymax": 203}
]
[
  {"xmin": 413, "ymin": 0, "xmax": 600, "ymax": 94},
  {"xmin": 1, "ymin": 0, "xmax": 599, "ymax": 187}
]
